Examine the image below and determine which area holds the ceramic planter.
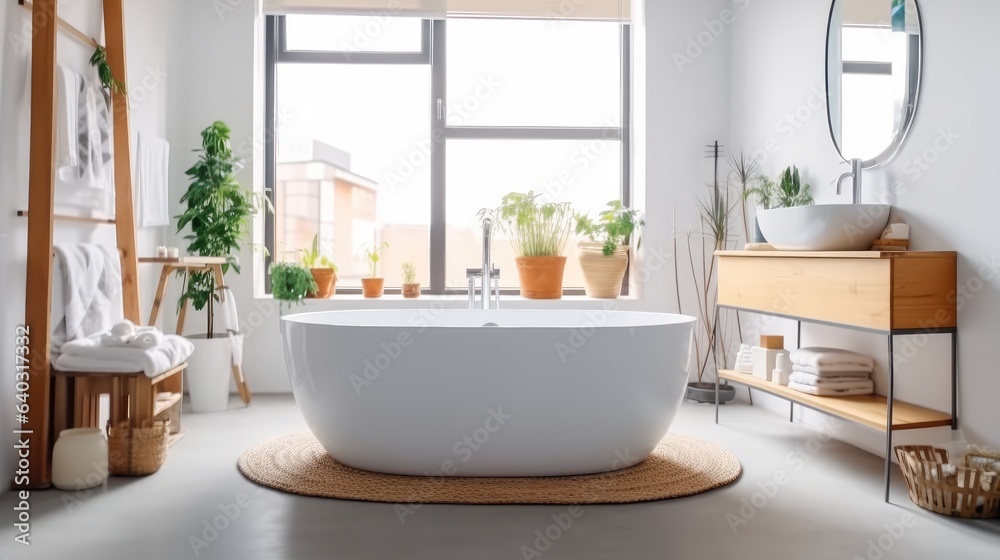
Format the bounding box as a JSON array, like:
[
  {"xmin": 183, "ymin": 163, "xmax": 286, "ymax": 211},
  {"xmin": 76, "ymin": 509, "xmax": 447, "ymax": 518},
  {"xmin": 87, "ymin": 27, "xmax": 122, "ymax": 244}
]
[
  {"xmin": 578, "ymin": 242, "xmax": 628, "ymax": 298},
  {"xmin": 52, "ymin": 428, "xmax": 108, "ymax": 490},
  {"xmin": 685, "ymin": 382, "xmax": 736, "ymax": 404},
  {"xmin": 308, "ymin": 268, "xmax": 336, "ymax": 298},
  {"xmin": 402, "ymin": 283, "xmax": 421, "ymax": 298},
  {"xmin": 186, "ymin": 334, "xmax": 231, "ymax": 413},
  {"xmin": 361, "ymin": 277, "xmax": 385, "ymax": 298},
  {"xmin": 515, "ymin": 256, "xmax": 567, "ymax": 299}
]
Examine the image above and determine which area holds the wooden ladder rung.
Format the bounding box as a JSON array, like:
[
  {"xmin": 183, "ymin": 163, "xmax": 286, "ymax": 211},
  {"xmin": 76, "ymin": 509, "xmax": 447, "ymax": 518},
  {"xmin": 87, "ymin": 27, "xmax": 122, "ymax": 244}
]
[
  {"xmin": 19, "ymin": 0, "xmax": 103, "ymax": 50},
  {"xmin": 17, "ymin": 210, "xmax": 116, "ymax": 225}
]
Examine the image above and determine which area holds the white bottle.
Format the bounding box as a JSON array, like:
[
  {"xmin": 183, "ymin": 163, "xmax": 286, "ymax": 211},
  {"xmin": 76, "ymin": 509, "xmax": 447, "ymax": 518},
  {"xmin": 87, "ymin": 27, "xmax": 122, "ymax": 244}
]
[{"xmin": 752, "ymin": 347, "xmax": 781, "ymax": 381}]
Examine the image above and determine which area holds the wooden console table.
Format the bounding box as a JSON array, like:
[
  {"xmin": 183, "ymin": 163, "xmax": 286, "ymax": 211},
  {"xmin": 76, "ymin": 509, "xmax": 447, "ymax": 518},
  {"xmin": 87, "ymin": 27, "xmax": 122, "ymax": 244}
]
[{"xmin": 713, "ymin": 250, "xmax": 957, "ymax": 502}]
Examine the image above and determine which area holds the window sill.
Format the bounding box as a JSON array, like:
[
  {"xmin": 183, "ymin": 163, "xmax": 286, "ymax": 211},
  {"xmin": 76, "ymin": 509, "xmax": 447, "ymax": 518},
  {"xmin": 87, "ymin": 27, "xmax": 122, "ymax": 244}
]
[{"xmin": 259, "ymin": 293, "xmax": 640, "ymax": 311}]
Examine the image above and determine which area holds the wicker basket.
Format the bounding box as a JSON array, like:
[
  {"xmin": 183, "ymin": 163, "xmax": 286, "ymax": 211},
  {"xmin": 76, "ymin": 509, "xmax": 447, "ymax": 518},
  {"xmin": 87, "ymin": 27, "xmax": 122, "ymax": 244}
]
[
  {"xmin": 895, "ymin": 445, "xmax": 1000, "ymax": 519},
  {"xmin": 107, "ymin": 420, "xmax": 169, "ymax": 476}
]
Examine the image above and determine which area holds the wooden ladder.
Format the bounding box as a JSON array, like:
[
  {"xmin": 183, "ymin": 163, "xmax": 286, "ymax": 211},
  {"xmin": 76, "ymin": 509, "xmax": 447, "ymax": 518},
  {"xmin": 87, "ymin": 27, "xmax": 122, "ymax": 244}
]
[{"xmin": 17, "ymin": 0, "xmax": 143, "ymax": 489}]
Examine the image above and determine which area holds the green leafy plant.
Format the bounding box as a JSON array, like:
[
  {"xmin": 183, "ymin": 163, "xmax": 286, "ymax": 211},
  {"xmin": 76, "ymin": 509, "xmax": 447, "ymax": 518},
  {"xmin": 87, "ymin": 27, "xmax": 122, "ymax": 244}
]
[
  {"xmin": 775, "ymin": 165, "xmax": 814, "ymax": 208},
  {"xmin": 479, "ymin": 191, "xmax": 574, "ymax": 257},
  {"xmin": 364, "ymin": 242, "xmax": 389, "ymax": 278},
  {"xmin": 89, "ymin": 46, "xmax": 126, "ymax": 95},
  {"xmin": 743, "ymin": 176, "xmax": 778, "ymax": 210},
  {"xmin": 269, "ymin": 262, "xmax": 316, "ymax": 308},
  {"xmin": 301, "ymin": 234, "xmax": 337, "ymax": 271},
  {"xmin": 176, "ymin": 121, "xmax": 267, "ymax": 337},
  {"xmin": 574, "ymin": 200, "xmax": 644, "ymax": 256},
  {"xmin": 401, "ymin": 262, "xmax": 417, "ymax": 284},
  {"xmin": 728, "ymin": 150, "xmax": 761, "ymax": 240}
]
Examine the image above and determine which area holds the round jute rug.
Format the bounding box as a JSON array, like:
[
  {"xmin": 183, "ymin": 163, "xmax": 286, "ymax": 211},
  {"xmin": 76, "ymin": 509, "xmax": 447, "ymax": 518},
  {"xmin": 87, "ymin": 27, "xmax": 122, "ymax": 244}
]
[{"xmin": 237, "ymin": 433, "xmax": 741, "ymax": 505}]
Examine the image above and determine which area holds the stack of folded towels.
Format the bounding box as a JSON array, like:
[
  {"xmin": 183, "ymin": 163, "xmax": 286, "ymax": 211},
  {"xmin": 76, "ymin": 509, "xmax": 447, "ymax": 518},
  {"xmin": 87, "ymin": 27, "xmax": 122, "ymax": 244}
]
[
  {"xmin": 788, "ymin": 347, "xmax": 875, "ymax": 397},
  {"xmin": 55, "ymin": 320, "xmax": 194, "ymax": 378}
]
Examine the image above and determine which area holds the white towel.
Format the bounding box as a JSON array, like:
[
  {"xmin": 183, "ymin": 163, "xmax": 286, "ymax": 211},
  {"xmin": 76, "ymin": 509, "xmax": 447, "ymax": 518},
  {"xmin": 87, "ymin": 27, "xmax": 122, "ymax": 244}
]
[
  {"xmin": 215, "ymin": 287, "xmax": 240, "ymax": 334},
  {"xmin": 792, "ymin": 363, "xmax": 873, "ymax": 377},
  {"xmin": 51, "ymin": 244, "xmax": 124, "ymax": 358},
  {"xmin": 790, "ymin": 372, "xmax": 873, "ymax": 390},
  {"xmin": 56, "ymin": 331, "xmax": 193, "ymax": 378},
  {"xmin": 100, "ymin": 320, "xmax": 163, "ymax": 349},
  {"xmin": 788, "ymin": 381, "xmax": 874, "ymax": 397},
  {"xmin": 791, "ymin": 347, "xmax": 875, "ymax": 370},
  {"xmin": 56, "ymin": 65, "xmax": 80, "ymax": 173},
  {"xmin": 135, "ymin": 132, "xmax": 170, "ymax": 227}
]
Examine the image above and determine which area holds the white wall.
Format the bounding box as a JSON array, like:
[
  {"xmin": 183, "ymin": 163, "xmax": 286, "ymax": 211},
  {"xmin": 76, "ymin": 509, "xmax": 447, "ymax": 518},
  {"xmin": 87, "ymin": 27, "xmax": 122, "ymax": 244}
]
[
  {"xmin": 0, "ymin": 0, "xmax": 172, "ymax": 486},
  {"xmin": 729, "ymin": 0, "xmax": 1000, "ymax": 451},
  {"xmin": 161, "ymin": 0, "xmax": 734, "ymax": 393}
]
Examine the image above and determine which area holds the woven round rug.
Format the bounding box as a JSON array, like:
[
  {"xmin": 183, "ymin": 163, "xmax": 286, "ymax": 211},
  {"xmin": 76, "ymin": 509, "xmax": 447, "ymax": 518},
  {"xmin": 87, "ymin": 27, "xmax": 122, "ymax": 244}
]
[{"xmin": 237, "ymin": 433, "xmax": 741, "ymax": 504}]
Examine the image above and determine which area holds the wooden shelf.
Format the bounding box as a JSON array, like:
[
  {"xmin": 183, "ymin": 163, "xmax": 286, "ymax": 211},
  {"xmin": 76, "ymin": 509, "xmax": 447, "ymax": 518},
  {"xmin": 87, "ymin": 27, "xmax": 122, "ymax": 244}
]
[
  {"xmin": 720, "ymin": 370, "xmax": 952, "ymax": 431},
  {"xmin": 153, "ymin": 392, "xmax": 182, "ymax": 417}
]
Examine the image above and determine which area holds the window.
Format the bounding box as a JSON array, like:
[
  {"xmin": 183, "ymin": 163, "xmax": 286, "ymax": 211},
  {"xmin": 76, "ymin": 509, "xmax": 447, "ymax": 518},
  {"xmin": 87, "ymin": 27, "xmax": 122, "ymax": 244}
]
[{"xmin": 265, "ymin": 15, "xmax": 631, "ymax": 294}]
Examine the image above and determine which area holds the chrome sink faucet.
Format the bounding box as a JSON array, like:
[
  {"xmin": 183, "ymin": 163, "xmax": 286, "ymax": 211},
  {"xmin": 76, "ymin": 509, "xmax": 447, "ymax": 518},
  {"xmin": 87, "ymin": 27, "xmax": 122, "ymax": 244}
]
[
  {"xmin": 467, "ymin": 218, "xmax": 500, "ymax": 310},
  {"xmin": 836, "ymin": 158, "xmax": 864, "ymax": 204}
]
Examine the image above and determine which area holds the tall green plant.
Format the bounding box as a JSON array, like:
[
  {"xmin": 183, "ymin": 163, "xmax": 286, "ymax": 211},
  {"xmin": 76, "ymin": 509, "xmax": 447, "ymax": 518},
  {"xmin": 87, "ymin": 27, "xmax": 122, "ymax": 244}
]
[
  {"xmin": 575, "ymin": 200, "xmax": 644, "ymax": 256},
  {"xmin": 727, "ymin": 150, "xmax": 761, "ymax": 240},
  {"xmin": 176, "ymin": 121, "xmax": 259, "ymax": 338},
  {"xmin": 480, "ymin": 191, "xmax": 574, "ymax": 257}
]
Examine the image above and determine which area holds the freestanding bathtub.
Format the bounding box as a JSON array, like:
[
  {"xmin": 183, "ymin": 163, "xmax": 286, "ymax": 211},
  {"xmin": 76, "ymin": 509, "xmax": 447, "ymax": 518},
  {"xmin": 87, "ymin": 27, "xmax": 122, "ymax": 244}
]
[{"xmin": 282, "ymin": 308, "xmax": 696, "ymax": 477}]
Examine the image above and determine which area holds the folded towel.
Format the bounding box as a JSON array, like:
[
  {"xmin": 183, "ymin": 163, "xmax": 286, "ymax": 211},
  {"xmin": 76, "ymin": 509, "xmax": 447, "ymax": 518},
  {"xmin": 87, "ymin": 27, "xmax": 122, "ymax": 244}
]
[
  {"xmin": 790, "ymin": 372, "xmax": 873, "ymax": 391},
  {"xmin": 51, "ymin": 244, "xmax": 124, "ymax": 358},
  {"xmin": 788, "ymin": 380, "xmax": 874, "ymax": 397},
  {"xmin": 56, "ymin": 331, "xmax": 193, "ymax": 378},
  {"xmin": 791, "ymin": 347, "xmax": 875, "ymax": 370},
  {"xmin": 99, "ymin": 320, "xmax": 162, "ymax": 349},
  {"xmin": 792, "ymin": 363, "xmax": 873, "ymax": 376}
]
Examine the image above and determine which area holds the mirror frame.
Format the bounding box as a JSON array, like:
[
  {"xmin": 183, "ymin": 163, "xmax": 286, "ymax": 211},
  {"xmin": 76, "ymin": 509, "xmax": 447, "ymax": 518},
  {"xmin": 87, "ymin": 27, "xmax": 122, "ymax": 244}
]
[{"xmin": 825, "ymin": 0, "xmax": 923, "ymax": 168}]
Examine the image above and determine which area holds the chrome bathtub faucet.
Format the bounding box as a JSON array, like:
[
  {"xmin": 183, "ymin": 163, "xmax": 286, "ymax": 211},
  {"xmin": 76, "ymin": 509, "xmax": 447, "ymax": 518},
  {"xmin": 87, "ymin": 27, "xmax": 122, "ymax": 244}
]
[{"xmin": 467, "ymin": 218, "xmax": 500, "ymax": 310}]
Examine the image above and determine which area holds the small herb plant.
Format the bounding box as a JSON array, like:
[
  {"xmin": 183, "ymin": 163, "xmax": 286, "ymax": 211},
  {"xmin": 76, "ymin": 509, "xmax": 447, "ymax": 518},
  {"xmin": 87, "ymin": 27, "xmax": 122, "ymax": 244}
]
[
  {"xmin": 574, "ymin": 200, "xmax": 644, "ymax": 256},
  {"xmin": 745, "ymin": 166, "xmax": 814, "ymax": 209},
  {"xmin": 401, "ymin": 262, "xmax": 417, "ymax": 285},
  {"xmin": 364, "ymin": 242, "xmax": 389, "ymax": 278},
  {"xmin": 302, "ymin": 234, "xmax": 337, "ymax": 271},
  {"xmin": 776, "ymin": 165, "xmax": 814, "ymax": 208},
  {"xmin": 269, "ymin": 262, "xmax": 316, "ymax": 307},
  {"xmin": 479, "ymin": 191, "xmax": 574, "ymax": 257}
]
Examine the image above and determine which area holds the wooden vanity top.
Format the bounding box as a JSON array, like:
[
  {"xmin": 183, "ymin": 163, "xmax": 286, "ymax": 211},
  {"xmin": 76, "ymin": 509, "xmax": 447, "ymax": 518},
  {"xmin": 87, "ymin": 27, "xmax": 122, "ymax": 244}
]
[
  {"xmin": 715, "ymin": 250, "xmax": 957, "ymax": 259},
  {"xmin": 715, "ymin": 250, "xmax": 957, "ymax": 331}
]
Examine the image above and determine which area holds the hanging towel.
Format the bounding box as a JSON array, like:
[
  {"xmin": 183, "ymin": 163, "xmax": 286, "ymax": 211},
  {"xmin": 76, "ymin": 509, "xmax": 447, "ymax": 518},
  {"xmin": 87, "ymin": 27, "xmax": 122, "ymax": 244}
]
[
  {"xmin": 51, "ymin": 244, "xmax": 124, "ymax": 358},
  {"xmin": 135, "ymin": 132, "xmax": 170, "ymax": 227},
  {"xmin": 790, "ymin": 347, "xmax": 875, "ymax": 370},
  {"xmin": 788, "ymin": 380, "xmax": 874, "ymax": 397},
  {"xmin": 56, "ymin": 65, "xmax": 80, "ymax": 174},
  {"xmin": 789, "ymin": 372, "xmax": 873, "ymax": 390},
  {"xmin": 76, "ymin": 81, "xmax": 115, "ymax": 191},
  {"xmin": 791, "ymin": 363, "xmax": 873, "ymax": 377},
  {"xmin": 215, "ymin": 287, "xmax": 240, "ymax": 334}
]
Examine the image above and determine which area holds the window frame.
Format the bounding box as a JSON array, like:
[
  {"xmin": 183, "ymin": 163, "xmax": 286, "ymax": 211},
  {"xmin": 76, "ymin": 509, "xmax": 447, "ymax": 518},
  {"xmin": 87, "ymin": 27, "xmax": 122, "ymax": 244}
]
[{"xmin": 264, "ymin": 15, "xmax": 632, "ymax": 296}]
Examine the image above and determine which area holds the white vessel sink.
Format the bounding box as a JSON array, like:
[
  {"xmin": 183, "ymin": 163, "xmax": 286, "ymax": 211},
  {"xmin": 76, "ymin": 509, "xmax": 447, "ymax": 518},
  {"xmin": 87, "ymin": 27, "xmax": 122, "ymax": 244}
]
[{"xmin": 756, "ymin": 204, "xmax": 891, "ymax": 251}]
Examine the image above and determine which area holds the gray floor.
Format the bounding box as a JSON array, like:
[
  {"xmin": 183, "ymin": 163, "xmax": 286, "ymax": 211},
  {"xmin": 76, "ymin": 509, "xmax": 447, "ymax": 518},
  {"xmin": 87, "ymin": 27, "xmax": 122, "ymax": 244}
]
[{"xmin": 2, "ymin": 396, "xmax": 998, "ymax": 560}]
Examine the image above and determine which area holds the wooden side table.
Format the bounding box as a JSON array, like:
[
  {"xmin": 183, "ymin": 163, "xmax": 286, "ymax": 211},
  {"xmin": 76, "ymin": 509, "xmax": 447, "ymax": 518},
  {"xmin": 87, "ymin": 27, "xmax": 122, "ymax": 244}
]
[{"xmin": 140, "ymin": 256, "xmax": 251, "ymax": 405}]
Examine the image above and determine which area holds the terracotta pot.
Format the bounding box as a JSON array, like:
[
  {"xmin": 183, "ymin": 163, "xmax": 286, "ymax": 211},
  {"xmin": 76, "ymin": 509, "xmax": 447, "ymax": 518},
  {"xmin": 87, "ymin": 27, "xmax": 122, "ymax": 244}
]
[
  {"xmin": 308, "ymin": 268, "xmax": 336, "ymax": 299},
  {"xmin": 515, "ymin": 256, "xmax": 567, "ymax": 299},
  {"xmin": 402, "ymin": 283, "xmax": 421, "ymax": 298},
  {"xmin": 361, "ymin": 277, "xmax": 385, "ymax": 298},
  {"xmin": 578, "ymin": 242, "xmax": 628, "ymax": 298}
]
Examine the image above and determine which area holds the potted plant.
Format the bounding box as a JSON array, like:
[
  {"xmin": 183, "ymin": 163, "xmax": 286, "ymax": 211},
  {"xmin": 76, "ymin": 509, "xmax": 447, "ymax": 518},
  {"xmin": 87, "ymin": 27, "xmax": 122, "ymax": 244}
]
[
  {"xmin": 401, "ymin": 262, "xmax": 420, "ymax": 298},
  {"xmin": 175, "ymin": 121, "xmax": 264, "ymax": 413},
  {"xmin": 728, "ymin": 150, "xmax": 763, "ymax": 243},
  {"xmin": 574, "ymin": 200, "xmax": 643, "ymax": 299},
  {"xmin": 480, "ymin": 191, "xmax": 574, "ymax": 299},
  {"xmin": 270, "ymin": 262, "xmax": 316, "ymax": 309},
  {"xmin": 675, "ymin": 141, "xmax": 740, "ymax": 404},
  {"xmin": 301, "ymin": 234, "xmax": 337, "ymax": 299},
  {"xmin": 745, "ymin": 165, "xmax": 814, "ymax": 211},
  {"xmin": 362, "ymin": 242, "xmax": 389, "ymax": 298}
]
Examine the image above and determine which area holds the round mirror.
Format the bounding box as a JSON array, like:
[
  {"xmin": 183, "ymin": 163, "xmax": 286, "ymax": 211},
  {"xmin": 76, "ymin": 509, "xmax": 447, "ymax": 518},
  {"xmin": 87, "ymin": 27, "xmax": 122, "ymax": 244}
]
[{"xmin": 826, "ymin": 0, "xmax": 922, "ymax": 167}]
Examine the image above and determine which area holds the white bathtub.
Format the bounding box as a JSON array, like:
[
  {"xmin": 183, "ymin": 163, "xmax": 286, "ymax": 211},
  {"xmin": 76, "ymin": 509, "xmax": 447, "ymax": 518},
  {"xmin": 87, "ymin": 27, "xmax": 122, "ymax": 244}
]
[{"xmin": 282, "ymin": 309, "xmax": 696, "ymax": 477}]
